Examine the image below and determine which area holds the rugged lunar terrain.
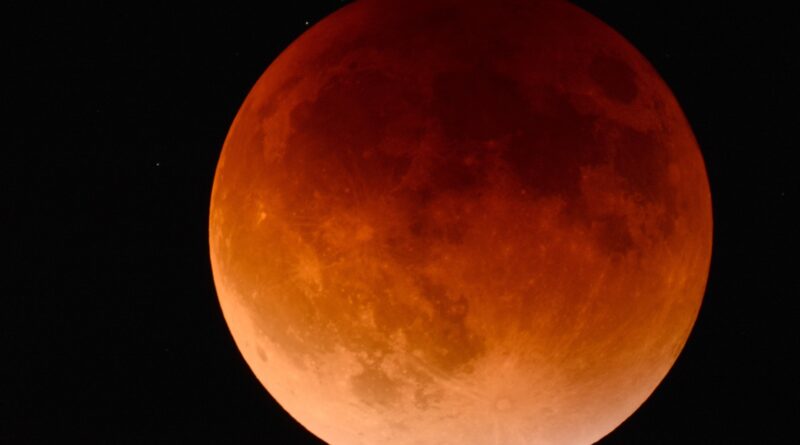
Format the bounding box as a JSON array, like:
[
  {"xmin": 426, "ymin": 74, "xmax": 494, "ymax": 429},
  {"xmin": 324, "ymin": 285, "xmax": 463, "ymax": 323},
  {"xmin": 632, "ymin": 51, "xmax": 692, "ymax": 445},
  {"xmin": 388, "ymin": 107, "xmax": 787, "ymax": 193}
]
[{"xmin": 209, "ymin": 1, "xmax": 712, "ymax": 444}]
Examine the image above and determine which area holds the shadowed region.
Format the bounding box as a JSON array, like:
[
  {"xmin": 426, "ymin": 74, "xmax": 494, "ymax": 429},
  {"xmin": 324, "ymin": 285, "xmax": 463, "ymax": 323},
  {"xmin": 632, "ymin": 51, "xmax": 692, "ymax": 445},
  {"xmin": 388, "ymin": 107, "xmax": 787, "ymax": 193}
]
[
  {"xmin": 284, "ymin": 68, "xmax": 422, "ymax": 203},
  {"xmin": 433, "ymin": 67, "xmax": 531, "ymax": 144},
  {"xmin": 593, "ymin": 213, "xmax": 636, "ymax": 256},
  {"xmin": 589, "ymin": 56, "xmax": 639, "ymax": 104},
  {"xmin": 503, "ymin": 85, "xmax": 607, "ymax": 199}
]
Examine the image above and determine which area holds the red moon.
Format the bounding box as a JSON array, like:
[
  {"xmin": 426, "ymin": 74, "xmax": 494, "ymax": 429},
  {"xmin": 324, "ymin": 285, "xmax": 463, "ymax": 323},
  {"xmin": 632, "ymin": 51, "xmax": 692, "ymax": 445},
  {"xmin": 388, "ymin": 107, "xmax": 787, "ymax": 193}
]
[{"xmin": 209, "ymin": 0, "xmax": 712, "ymax": 444}]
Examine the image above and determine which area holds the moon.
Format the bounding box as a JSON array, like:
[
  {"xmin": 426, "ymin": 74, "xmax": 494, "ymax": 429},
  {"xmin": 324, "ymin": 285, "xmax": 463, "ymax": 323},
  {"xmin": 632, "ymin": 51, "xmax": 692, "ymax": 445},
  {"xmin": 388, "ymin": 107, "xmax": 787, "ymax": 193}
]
[{"xmin": 209, "ymin": 0, "xmax": 712, "ymax": 444}]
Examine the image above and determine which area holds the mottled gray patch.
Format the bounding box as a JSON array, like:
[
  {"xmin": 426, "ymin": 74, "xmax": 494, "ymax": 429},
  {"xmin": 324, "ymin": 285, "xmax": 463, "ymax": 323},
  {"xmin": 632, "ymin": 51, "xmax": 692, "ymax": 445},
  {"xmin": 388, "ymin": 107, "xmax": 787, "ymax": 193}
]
[
  {"xmin": 350, "ymin": 365, "xmax": 401, "ymax": 407},
  {"xmin": 411, "ymin": 276, "xmax": 485, "ymax": 373},
  {"xmin": 593, "ymin": 213, "xmax": 635, "ymax": 256},
  {"xmin": 256, "ymin": 345, "xmax": 268, "ymax": 362}
]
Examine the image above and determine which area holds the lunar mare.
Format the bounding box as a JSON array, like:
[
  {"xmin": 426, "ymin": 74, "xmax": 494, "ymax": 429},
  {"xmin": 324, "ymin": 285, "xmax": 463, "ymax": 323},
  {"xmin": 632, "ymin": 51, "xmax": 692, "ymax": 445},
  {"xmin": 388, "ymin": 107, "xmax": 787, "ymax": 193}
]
[{"xmin": 209, "ymin": 1, "xmax": 712, "ymax": 444}]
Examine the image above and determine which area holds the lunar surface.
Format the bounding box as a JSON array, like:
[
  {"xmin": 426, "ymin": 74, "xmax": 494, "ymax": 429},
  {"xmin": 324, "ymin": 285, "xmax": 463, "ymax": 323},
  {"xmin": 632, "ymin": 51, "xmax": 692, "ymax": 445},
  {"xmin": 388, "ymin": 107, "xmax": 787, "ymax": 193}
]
[{"xmin": 209, "ymin": 0, "xmax": 712, "ymax": 444}]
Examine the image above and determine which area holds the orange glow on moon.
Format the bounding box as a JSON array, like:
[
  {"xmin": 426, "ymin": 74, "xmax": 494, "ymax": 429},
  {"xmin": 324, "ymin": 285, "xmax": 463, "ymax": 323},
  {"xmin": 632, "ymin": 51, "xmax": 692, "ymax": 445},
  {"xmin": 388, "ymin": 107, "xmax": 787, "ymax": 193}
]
[{"xmin": 209, "ymin": 0, "xmax": 712, "ymax": 444}]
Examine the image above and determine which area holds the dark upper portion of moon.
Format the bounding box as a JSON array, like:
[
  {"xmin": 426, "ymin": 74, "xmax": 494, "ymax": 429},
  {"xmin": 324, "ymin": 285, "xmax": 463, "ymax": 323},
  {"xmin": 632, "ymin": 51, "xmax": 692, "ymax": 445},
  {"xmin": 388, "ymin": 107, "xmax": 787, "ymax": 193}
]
[{"xmin": 280, "ymin": 60, "xmax": 675, "ymax": 260}]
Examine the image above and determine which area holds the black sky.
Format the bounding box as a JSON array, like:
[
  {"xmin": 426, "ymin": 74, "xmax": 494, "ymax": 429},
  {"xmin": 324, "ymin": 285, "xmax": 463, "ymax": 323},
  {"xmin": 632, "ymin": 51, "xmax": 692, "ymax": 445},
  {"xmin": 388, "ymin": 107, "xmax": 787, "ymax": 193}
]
[{"xmin": 4, "ymin": 1, "xmax": 796, "ymax": 443}]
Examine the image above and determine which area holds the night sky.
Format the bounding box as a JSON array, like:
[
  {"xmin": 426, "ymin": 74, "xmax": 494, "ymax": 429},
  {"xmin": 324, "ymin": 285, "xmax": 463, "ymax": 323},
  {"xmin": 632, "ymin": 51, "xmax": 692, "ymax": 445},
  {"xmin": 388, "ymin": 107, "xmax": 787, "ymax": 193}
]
[{"xmin": 5, "ymin": 1, "xmax": 795, "ymax": 443}]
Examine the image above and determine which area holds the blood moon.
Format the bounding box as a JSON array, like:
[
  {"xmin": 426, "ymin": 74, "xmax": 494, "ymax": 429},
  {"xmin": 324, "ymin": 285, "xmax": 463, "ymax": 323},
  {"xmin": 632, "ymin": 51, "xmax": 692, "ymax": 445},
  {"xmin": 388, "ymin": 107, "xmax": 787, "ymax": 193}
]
[{"xmin": 209, "ymin": 1, "xmax": 712, "ymax": 444}]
